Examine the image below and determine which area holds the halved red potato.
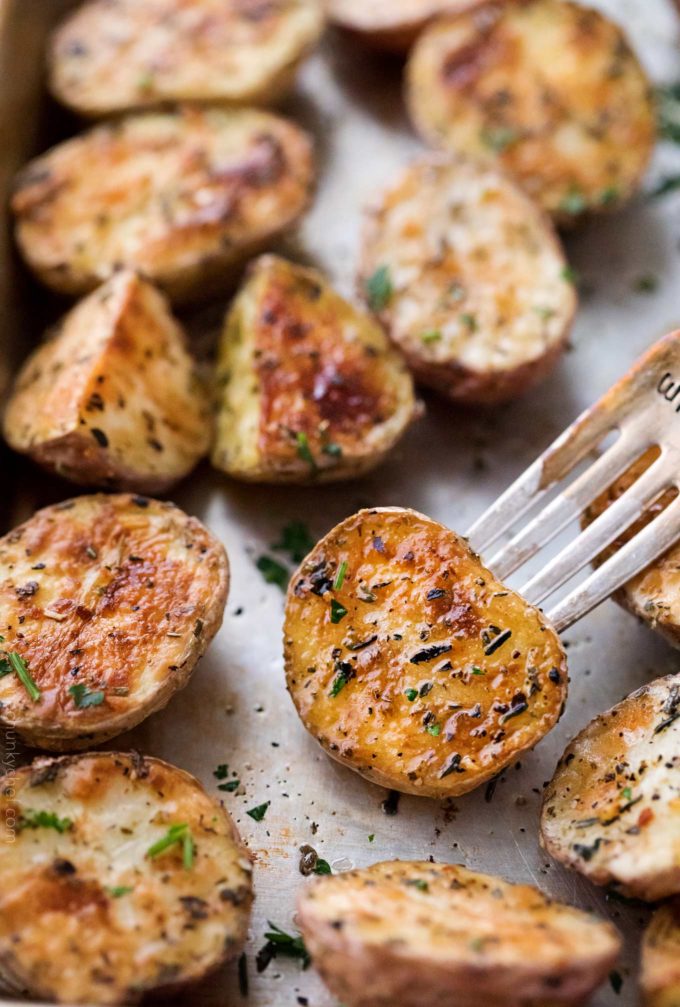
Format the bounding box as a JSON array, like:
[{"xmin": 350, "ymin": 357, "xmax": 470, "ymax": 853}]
[
  {"xmin": 48, "ymin": 0, "xmax": 324, "ymax": 117},
  {"xmin": 212, "ymin": 255, "xmax": 418, "ymax": 483},
  {"xmin": 641, "ymin": 902, "xmax": 680, "ymax": 1007},
  {"xmin": 11, "ymin": 106, "xmax": 314, "ymax": 303},
  {"xmin": 327, "ymin": 0, "xmax": 481, "ymax": 52},
  {"xmin": 297, "ymin": 860, "xmax": 622, "ymax": 1007},
  {"xmin": 406, "ymin": 0, "xmax": 656, "ymax": 223},
  {"xmin": 0, "ymin": 494, "xmax": 228, "ymax": 750},
  {"xmin": 541, "ymin": 673, "xmax": 680, "ymax": 902},
  {"xmin": 0, "ymin": 752, "xmax": 253, "ymax": 1004},
  {"xmin": 359, "ymin": 155, "xmax": 576, "ymax": 404},
  {"xmin": 284, "ymin": 507, "xmax": 568, "ymax": 798},
  {"xmin": 3, "ymin": 270, "xmax": 211, "ymax": 493}
]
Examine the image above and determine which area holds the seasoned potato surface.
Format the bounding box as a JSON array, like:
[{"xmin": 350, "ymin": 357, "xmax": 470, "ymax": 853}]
[
  {"xmin": 327, "ymin": 0, "xmax": 480, "ymax": 51},
  {"xmin": 297, "ymin": 860, "xmax": 621, "ymax": 1007},
  {"xmin": 641, "ymin": 902, "xmax": 680, "ymax": 1007},
  {"xmin": 3, "ymin": 270, "xmax": 210, "ymax": 492},
  {"xmin": 359, "ymin": 156, "xmax": 575, "ymax": 405},
  {"xmin": 212, "ymin": 255, "xmax": 417, "ymax": 483},
  {"xmin": 48, "ymin": 0, "xmax": 324, "ymax": 116},
  {"xmin": 284, "ymin": 508, "xmax": 568, "ymax": 798},
  {"xmin": 406, "ymin": 0, "xmax": 656, "ymax": 221},
  {"xmin": 0, "ymin": 753, "xmax": 253, "ymax": 1004},
  {"xmin": 541, "ymin": 673, "xmax": 680, "ymax": 901},
  {"xmin": 11, "ymin": 107, "xmax": 314, "ymax": 303},
  {"xmin": 0, "ymin": 495, "xmax": 228, "ymax": 750}
]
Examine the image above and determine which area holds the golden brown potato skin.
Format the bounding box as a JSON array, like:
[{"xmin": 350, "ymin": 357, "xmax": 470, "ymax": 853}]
[
  {"xmin": 212, "ymin": 255, "xmax": 418, "ymax": 483},
  {"xmin": 11, "ymin": 107, "xmax": 315, "ymax": 303},
  {"xmin": 327, "ymin": 0, "xmax": 482, "ymax": 52},
  {"xmin": 406, "ymin": 0, "xmax": 656, "ymax": 223},
  {"xmin": 48, "ymin": 0, "xmax": 324, "ymax": 116},
  {"xmin": 3, "ymin": 271, "xmax": 211, "ymax": 493},
  {"xmin": 541, "ymin": 674, "xmax": 680, "ymax": 902},
  {"xmin": 298, "ymin": 860, "xmax": 622, "ymax": 1007},
  {"xmin": 284, "ymin": 508, "xmax": 568, "ymax": 798},
  {"xmin": 0, "ymin": 494, "xmax": 228, "ymax": 750},
  {"xmin": 0, "ymin": 753, "xmax": 253, "ymax": 1005},
  {"xmin": 641, "ymin": 902, "xmax": 680, "ymax": 1007}
]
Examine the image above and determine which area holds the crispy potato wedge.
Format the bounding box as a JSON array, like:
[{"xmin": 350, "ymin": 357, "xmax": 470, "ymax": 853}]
[
  {"xmin": 406, "ymin": 0, "xmax": 656, "ymax": 223},
  {"xmin": 641, "ymin": 902, "xmax": 680, "ymax": 1007},
  {"xmin": 0, "ymin": 752, "xmax": 253, "ymax": 1004},
  {"xmin": 212, "ymin": 255, "xmax": 418, "ymax": 483},
  {"xmin": 541, "ymin": 673, "xmax": 680, "ymax": 902},
  {"xmin": 327, "ymin": 0, "xmax": 481, "ymax": 52},
  {"xmin": 284, "ymin": 507, "xmax": 568, "ymax": 798},
  {"xmin": 0, "ymin": 494, "xmax": 228, "ymax": 750},
  {"xmin": 297, "ymin": 860, "xmax": 622, "ymax": 1007},
  {"xmin": 48, "ymin": 0, "xmax": 324, "ymax": 117},
  {"xmin": 3, "ymin": 270, "xmax": 211, "ymax": 493},
  {"xmin": 11, "ymin": 106, "xmax": 314, "ymax": 303},
  {"xmin": 359, "ymin": 155, "xmax": 576, "ymax": 405}
]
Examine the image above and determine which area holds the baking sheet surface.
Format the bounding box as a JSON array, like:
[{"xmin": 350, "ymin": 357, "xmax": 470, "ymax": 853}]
[{"xmin": 3, "ymin": 1, "xmax": 680, "ymax": 1004}]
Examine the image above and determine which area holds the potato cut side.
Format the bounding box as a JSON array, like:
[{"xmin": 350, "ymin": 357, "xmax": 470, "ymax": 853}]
[
  {"xmin": 0, "ymin": 753, "xmax": 253, "ymax": 1004},
  {"xmin": 0, "ymin": 494, "xmax": 228, "ymax": 750},
  {"xmin": 3, "ymin": 270, "xmax": 210, "ymax": 493},
  {"xmin": 327, "ymin": 0, "xmax": 481, "ymax": 52},
  {"xmin": 406, "ymin": 0, "xmax": 656, "ymax": 222},
  {"xmin": 48, "ymin": 0, "xmax": 324, "ymax": 117},
  {"xmin": 642, "ymin": 902, "xmax": 680, "ymax": 1007},
  {"xmin": 297, "ymin": 860, "xmax": 621, "ymax": 1007},
  {"xmin": 11, "ymin": 107, "xmax": 314, "ymax": 303},
  {"xmin": 284, "ymin": 507, "xmax": 567, "ymax": 798},
  {"xmin": 541, "ymin": 673, "xmax": 680, "ymax": 901},
  {"xmin": 359, "ymin": 155, "xmax": 575, "ymax": 405},
  {"xmin": 212, "ymin": 255, "xmax": 417, "ymax": 483}
]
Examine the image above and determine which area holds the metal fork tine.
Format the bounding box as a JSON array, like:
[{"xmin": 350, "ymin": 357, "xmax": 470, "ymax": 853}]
[
  {"xmin": 521, "ymin": 452, "xmax": 671, "ymax": 606},
  {"xmin": 547, "ymin": 494, "xmax": 680, "ymax": 633}
]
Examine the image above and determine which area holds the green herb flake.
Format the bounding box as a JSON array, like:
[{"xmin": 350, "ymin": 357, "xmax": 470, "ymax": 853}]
[
  {"xmin": 407, "ymin": 878, "xmax": 429, "ymax": 891},
  {"xmin": 247, "ymin": 801, "xmax": 270, "ymax": 822},
  {"xmin": 147, "ymin": 823, "xmax": 194, "ymax": 870},
  {"xmin": 365, "ymin": 265, "xmax": 393, "ymax": 312},
  {"xmin": 368, "ymin": 833, "xmax": 375, "ymax": 842},
  {"xmin": 481, "ymin": 125, "xmax": 520, "ymax": 152},
  {"xmin": 256, "ymin": 555, "xmax": 289, "ymax": 590},
  {"xmin": 218, "ymin": 779, "xmax": 240, "ymax": 793},
  {"xmin": 472, "ymin": 666, "xmax": 485, "ymax": 676},
  {"xmin": 609, "ymin": 970, "xmax": 623, "ymax": 995},
  {"xmin": 295, "ymin": 432, "xmax": 317, "ymax": 473},
  {"xmin": 259, "ymin": 922, "xmax": 310, "ymax": 970},
  {"xmin": 459, "ymin": 313, "xmax": 477, "ymax": 332},
  {"xmin": 330, "ymin": 665, "xmax": 354, "ymax": 697},
  {"xmin": 271, "ymin": 521, "xmax": 314, "ymax": 564},
  {"xmin": 3, "ymin": 652, "xmax": 41, "ymax": 702},
  {"xmin": 599, "ymin": 186, "xmax": 620, "ymax": 206},
  {"xmin": 333, "ymin": 560, "xmax": 348, "ymax": 591},
  {"xmin": 330, "ymin": 598, "xmax": 348, "ymax": 624},
  {"xmin": 650, "ymin": 174, "xmax": 680, "ymax": 199},
  {"xmin": 425, "ymin": 723, "xmax": 441, "ymax": 736},
  {"xmin": 421, "ymin": 330, "xmax": 442, "ymax": 344},
  {"xmin": 560, "ymin": 265, "xmax": 580, "ymax": 286},
  {"xmin": 107, "ymin": 885, "xmax": 134, "ymax": 898},
  {"xmin": 404, "ymin": 688, "xmax": 418, "ymax": 702},
  {"xmin": 68, "ymin": 683, "xmax": 105, "ymax": 708},
  {"xmin": 313, "ymin": 858, "xmax": 332, "ymax": 875},
  {"xmin": 621, "ymin": 787, "xmax": 633, "ymax": 802},
  {"xmin": 322, "ymin": 442, "xmax": 343, "ymax": 458},
  {"xmin": 633, "ymin": 274, "xmax": 658, "ymax": 294},
  {"xmin": 559, "ymin": 187, "xmax": 588, "ymax": 215},
  {"xmin": 214, "ymin": 764, "xmax": 229, "ymax": 780},
  {"xmin": 18, "ymin": 809, "xmax": 72, "ymax": 833}
]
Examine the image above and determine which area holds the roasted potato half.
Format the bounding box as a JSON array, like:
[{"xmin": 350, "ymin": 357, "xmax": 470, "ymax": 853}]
[
  {"xmin": 297, "ymin": 860, "xmax": 622, "ymax": 1007},
  {"xmin": 541, "ymin": 673, "xmax": 680, "ymax": 902},
  {"xmin": 0, "ymin": 494, "xmax": 228, "ymax": 750},
  {"xmin": 406, "ymin": 0, "xmax": 656, "ymax": 223},
  {"xmin": 327, "ymin": 0, "xmax": 481, "ymax": 52},
  {"xmin": 48, "ymin": 0, "xmax": 324, "ymax": 117},
  {"xmin": 359, "ymin": 155, "xmax": 576, "ymax": 405},
  {"xmin": 11, "ymin": 107, "xmax": 314, "ymax": 303},
  {"xmin": 641, "ymin": 902, "xmax": 680, "ymax": 1007},
  {"xmin": 0, "ymin": 752, "xmax": 253, "ymax": 1004},
  {"xmin": 284, "ymin": 507, "xmax": 568, "ymax": 798},
  {"xmin": 212, "ymin": 255, "xmax": 418, "ymax": 483},
  {"xmin": 3, "ymin": 270, "xmax": 210, "ymax": 493}
]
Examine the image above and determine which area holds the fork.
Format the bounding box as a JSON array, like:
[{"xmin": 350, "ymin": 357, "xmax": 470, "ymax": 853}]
[{"xmin": 466, "ymin": 330, "xmax": 680, "ymax": 633}]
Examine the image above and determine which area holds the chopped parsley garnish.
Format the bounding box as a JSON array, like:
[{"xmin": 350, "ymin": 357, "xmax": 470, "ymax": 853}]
[
  {"xmin": 271, "ymin": 521, "xmax": 314, "ymax": 563},
  {"xmin": 18, "ymin": 809, "xmax": 72, "ymax": 833},
  {"xmin": 406, "ymin": 878, "xmax": 429, "ymax": 891},
  {"xmin": 107, "ymin": 885, "xmax": 134, "ymax": 898},
  {"xmin": 559, "ymin": 187, "xmax": 587, "ymax": 215},
  {"xmin": 609, "ymin": 970, "xmax": 623, "ymax": 995},
  {"xmin": 256, "ymin": 922, "xmax": 310, "ymax": 972},
  {"xmin": 421, "ymin": 330, "xmax": 442, "ymax": 344},
  {"xmin": 471, "ymin": 666, "xmax": 485, "ymax": 676},
  {"xmin": 560, "ymin": 264, "xmax": 580, "ymax": 285},
  {"xmin": 247, "ymin": 801, "xmax": 270, "ymax": 822},
  {"xmin": 68, "ymin": 683, "xmax": 105, "ymax": 708},
  {"xmin": 633, "ymin": 274, "xmax": 657, "ymax": 293},
  {"xmin": 365, "ymin": 265, "xmax": 393, "ymax": 312},
  {"xmin": 218, "ymin": 779, "xmax": 240, "ymax": 793},
  {"xmin": 147, "ymin": 823, "xmax": 194, "ymax": 869},
  {"xmin": 425, "ymin": 723, "xmax": 441, "ymax": 737},
  {"xmin": 295, "ymin": 432, "xmax": 317, "ymax": 473},
  {"xmin": 323, "ymin": 442, "xmax": 343, "ymax": 458},
  {"xmin": 256, "ymin": 555, "xmax": 289, "ymax": 590},
  {"xmin": 621, "ymin": 787, "xmax": 633, "ymax": 802},
  {"xmin": 0, "ymin": 651, "xmax": 41, "ymax": 702},
  {"xmin": 404, "ymin": 688, "xmax": 418, "ymax": 702},
  {"xmin": 460, "ymin": 313, "xmax": 477, "ymax": 332},
  {"xmin": 368, "ymin": 833, "xmax": 375, "ymax": 842},
  {"xmin": 214, "ymin": 764, "xmax": 229, "ymax": 780},
  {"xmin": 330, "ymin": 599, "xmax": 348, "ymax": 624},
  {"xmin": 333, "ymin": 561, "xmax": 347, "ymax": 590},
  {"xmin": 481, "ymin": 125, "xmax": 519, "ymax": 152},
  {"xmin": 313, "ymin": 858, "xmax": 332, "ymax": 875},
  {"xmin": 599, "ymin": 186, "xmax": 619, "ymax": 206},
  {"xmin": 330, "ymin": 663, "xmax": 354, "ymax": 697}
]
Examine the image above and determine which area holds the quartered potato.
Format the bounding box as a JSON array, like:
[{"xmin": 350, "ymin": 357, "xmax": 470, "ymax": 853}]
[
  {"xmin": 284, "ymin": 508, "xmax": 568, "ymax": 798},
  {"xmin": 11, "ymin": 106, "xmax": 314, "ymax": 303},
  {"xmin": 3, "ymin": 270, "xmax": 210, "ymax": 493},
  {"xmin": 359, "ymin": 155, "xmax": 576, "ymax": 405},
  {"xmin": 541, "ymin": 673, "xmax": 680, "ymax": 902},
  {"xmin": 297, "ymin": 860, "xmax": 622, "ymax": 1007},
  {"xmin": 0, "ymin": 494, "xmax": 228, "ymax": 750},
  {"xmin": 212, "ymin": 255, "xmax": 418, "ymax": 483},
  {"xmin": 641, "ymin": 902, "xmax": 680, "ymax": 1007},
  {"xmin": 406, "ymin": 0, "xmax": 656, "ymax": 222},
  {"xmin": 327, "ymin": 0, "xmax": 480, "ymax": 52},
  {"xmin": 0, "ymin": 752, "xmax": 253, "ymax": 1004},
  {"xmin": 48, "ymin": 0, "xmax": 324, "ymax": 117}
]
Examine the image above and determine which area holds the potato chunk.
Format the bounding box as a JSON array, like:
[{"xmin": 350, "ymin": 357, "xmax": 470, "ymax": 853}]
[
  {"xmin": 327, "ymin": 0, "xmax": 480, "ymax": 52},
  {"xmin": 359, "ymin": 155, "xmax": 576, "ymax": 405},
  {"xmin": 4, "ymin": 270, "xmax": 210, "ymax": 492},
  {"xmin": 297, "ymin": 860, "xmax": 621, "ymax": 1007},
  {"xmin": 48, "ymin": 0, "xmax": 324, "ymax": 117},
  {"xmin": 284, "ymin": 508, "xmax": 567, "ymax": 798},
  {"xmin": 641, "ymin": 902, "xmax": 680, "ymax": 1007},
  {"xmin": 0, "ymin": 753, "xmax": 252, "ymax": 1004},
  {"xmin": 0, "ymin": 494, "xmax": 228, "ymax": 750},
  {"xmin": 11, "ymin": 107, "xmax": 314, "ymax": 303},
  {"xmin": 212, "ymin": 255, "xmax": 418, "ymax": 483},
  {"xmin": 406, "ymin": 0, "xmax": 656, "ymax": 222},
  {"xmin": 541, "ymin": 673, "xmax": 680, "ymax": 901}
]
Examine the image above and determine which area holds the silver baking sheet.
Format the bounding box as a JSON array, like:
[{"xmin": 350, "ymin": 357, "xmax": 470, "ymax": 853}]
[{"xmin": 3, "ymin": 1, "xmax": 680, "ymax": 1004}]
